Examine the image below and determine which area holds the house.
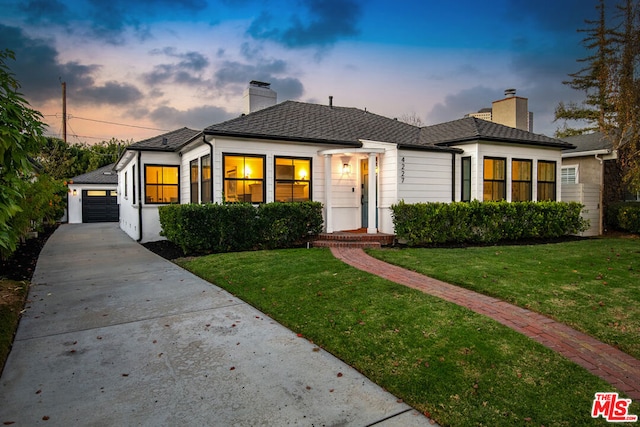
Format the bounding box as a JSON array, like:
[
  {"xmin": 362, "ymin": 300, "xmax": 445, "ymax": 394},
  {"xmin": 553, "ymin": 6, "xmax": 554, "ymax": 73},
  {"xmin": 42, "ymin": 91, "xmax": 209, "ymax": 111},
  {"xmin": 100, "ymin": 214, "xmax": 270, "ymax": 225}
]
[
  {"xmin": 560, "ymin": 131, "xmax": 633, "ymax": 236},
  {"xmin": 114, "ymin": 81, "xmax": 573, "ymax": 243},
  {"xmin": 67, "ymin": 163, "xmax": 119, "ymax": 223}
]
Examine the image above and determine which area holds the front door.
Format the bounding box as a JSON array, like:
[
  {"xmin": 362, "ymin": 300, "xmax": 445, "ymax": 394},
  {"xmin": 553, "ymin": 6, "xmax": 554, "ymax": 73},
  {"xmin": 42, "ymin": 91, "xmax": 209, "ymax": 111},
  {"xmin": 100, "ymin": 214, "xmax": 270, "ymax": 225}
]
[{"xmin": 361, "ymin": 159, "xmax": 369, "ymax": 228}]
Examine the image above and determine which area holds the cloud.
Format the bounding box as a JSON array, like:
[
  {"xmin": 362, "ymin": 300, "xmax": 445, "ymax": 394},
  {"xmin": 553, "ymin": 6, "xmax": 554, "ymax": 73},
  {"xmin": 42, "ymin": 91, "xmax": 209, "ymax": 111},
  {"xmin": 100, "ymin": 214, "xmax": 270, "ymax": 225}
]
[
  {"xmin": 144, "ymin": 48, "xmax": 210, "ymax": 86},
  {"xmin": 149, "ymin": 105, "xmax": 236, "ymax": 129},
  {"xmin": 0, "ymin": 24, "xmax": 99, "ymax": 102},
  {"xmin": 247, "ymin": 0, "xmax": 362, "ymax": 49},
  {"xmin": 425, "ymin": 86, "xmax": 498, "ymax": 125},
  {"xmin": 19, "ymin": 0, "xmax": 71, "ymax": 25},
  {"xmin": 74, "ymin": 81, "xmax": 144, "ymax": 105}
]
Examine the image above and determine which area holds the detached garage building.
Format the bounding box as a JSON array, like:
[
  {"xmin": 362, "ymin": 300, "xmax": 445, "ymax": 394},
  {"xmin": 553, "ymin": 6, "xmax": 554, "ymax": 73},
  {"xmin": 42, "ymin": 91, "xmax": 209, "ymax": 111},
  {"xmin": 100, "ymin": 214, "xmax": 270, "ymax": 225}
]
[{"xmin": 67, "ymin": 164, "xmax": 119, "ymax": 223}]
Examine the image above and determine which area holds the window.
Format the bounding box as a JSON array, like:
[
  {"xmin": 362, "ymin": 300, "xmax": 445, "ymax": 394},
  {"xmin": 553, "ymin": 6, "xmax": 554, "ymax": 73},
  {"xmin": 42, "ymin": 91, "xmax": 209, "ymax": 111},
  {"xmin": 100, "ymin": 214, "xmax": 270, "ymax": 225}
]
[
  {"xmin": 275, "ymin": 157, "xmax": 311, "ymax": 202},
  {"xmin": 201, "ymin": 154, "xmax": 212, "ymax": 203},
  {"xmin": 190, "ymin": 159, "xmax": 198, "ymax": 203},
  {"xmin": 461, "ymin": 157, "xmax": 471, "ymax": 202},
  {"xmin": 132, "ymin": 165, "xmax": 136, "ymax": 203},
  {"xmin": 223, "ymin": 154, "xmax": 265, "ymax": 203},
  {"xmin": 561, "ymin": 166, "xmax": 578, "ymax": 184},
  {"xmin": 124, "ymin": 171, "xmax": 128, "ymax": 198},
  {"xmin": 483, "ymin": 157, "xmax": 506, "ymax": 201},
  {"xmin": 145, "ymin": 165, "xmax": 179, "ymax": 204},
  {"xmin": 538, "ymin": 160, "xmax": 557, "ymax": 201},
  {"xmin": 512, "ymin": 159, "xmax": 532, "ymax": 201}
]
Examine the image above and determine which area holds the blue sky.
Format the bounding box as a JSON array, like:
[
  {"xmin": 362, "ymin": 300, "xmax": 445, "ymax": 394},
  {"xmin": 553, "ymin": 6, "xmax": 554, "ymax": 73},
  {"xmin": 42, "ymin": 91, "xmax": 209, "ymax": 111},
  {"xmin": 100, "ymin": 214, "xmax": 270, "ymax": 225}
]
[{"xmin": 1, "ymin": 0, "xmax": 598, "ymax": 142}]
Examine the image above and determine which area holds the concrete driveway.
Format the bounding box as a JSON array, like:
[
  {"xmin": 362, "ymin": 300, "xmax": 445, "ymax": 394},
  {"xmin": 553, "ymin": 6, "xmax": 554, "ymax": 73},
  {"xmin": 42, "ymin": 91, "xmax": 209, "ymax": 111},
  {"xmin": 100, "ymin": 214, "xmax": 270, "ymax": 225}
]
[{"xmin": 0, "ymin": 223, "xmax": 433, "ymax": 426}]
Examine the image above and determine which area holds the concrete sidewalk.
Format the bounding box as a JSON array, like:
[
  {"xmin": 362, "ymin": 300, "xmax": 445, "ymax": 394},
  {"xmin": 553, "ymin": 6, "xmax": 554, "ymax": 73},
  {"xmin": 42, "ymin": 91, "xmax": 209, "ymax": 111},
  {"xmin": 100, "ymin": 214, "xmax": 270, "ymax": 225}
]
[{"xmin": 0, "ymin": 223, "xmax": 432, "ymax": 426}]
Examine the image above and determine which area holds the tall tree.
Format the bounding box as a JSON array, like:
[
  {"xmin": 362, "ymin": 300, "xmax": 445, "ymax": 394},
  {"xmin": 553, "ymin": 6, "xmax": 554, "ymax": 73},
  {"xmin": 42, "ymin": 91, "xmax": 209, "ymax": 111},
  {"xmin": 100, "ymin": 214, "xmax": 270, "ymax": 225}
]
[{"xmin": 555, "ymin": 0, "xmax": 617, "ymax": 137}]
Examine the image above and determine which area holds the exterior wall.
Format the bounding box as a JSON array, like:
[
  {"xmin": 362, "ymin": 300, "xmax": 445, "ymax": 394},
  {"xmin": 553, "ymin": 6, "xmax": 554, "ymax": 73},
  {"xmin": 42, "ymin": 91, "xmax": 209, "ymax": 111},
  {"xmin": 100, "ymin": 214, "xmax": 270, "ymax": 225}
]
[
  {"xmin": 67, "ymin": 183, "xmax": 117, "ymax": 223},
  {"xmin": 562, "ymin": 183, "xmax": 600, "ymax": 236},
  {"xmin": 376, "ymin": 144, "xmax": 399, "ymax": 234},
  {"xmin": 117, "ymin": 151, "xmax": 181, "ymax": 242},
  {"xmin": 452, "ymin": 142, "xmax": 563, "ymax": 202},
  {"xmin": 492, "ymin": 97, "xmax": 529, "ymax": 131},
  {"xmin": 397, "ymin": 149, "xmax": 454, "ymax": 204}
]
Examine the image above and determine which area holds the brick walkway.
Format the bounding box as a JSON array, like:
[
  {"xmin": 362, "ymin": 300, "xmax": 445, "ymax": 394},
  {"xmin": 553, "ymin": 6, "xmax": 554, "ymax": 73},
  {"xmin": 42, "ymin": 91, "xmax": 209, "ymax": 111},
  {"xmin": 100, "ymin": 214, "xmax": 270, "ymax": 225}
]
[{"xmin": 331, "ymin": 247, "xmax": 640, "ymax": 401}]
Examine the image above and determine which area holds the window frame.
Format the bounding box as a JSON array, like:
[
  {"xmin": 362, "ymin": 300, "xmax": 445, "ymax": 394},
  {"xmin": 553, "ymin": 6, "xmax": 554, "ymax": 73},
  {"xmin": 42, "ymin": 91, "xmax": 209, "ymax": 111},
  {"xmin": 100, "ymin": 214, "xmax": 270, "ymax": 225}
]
[
  {"xmin": 274, "ymin": 156, "xmax": 312, "ymax": 202},
  {"xmin": 144, "ymin": 164, "xmax": 180, "ymax": 205},
  {"xmin": 537, "ymin": 160, "xmax": 557, "ymax": 201},
  {"xmin": 483, "ymin": 157, "xmax": 507, "ymax": 201},
  {"xmin": 561, "ymin": 165, "xmax": 578, "ymax": 185},
  {"xmin": 222, "ymin": 153, "xmax": 266, "ymax": 203},
  {"xmin": 124, "ymin": 171, "xmax": 128, "ymax": 199},
  {"xmin": 132, "ymin": 165, "xmax": 136, "ymax": 203},
  {"xmin": 190, "ymin": 159, "xmax": 198, "ymax": 204},
  {"xmin": 461, "ymin": 156, "xmax": 471, "ymax": 202},
  {"xmin": 201, "ymin": 154, "xmax": 212, "ymax": 203},
  {"xmin": 511, "ymin": 158, "xmax": 532, "ymax": 202}
]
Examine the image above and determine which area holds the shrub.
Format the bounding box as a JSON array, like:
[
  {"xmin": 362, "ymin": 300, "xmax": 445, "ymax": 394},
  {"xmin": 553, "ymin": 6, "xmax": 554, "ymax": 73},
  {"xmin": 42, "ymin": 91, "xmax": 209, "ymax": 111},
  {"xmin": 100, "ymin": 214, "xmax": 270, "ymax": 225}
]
[
  {"xmin": 607, "ymin": 202, "xmax": 640, "ymax": 233},
  {"xmin": 391, "ymin": 200, "xmax": 589, "ymax": 246},
  {"xmin": 159, "ymin": 201, "xmax": 323, "ymax": 254}
]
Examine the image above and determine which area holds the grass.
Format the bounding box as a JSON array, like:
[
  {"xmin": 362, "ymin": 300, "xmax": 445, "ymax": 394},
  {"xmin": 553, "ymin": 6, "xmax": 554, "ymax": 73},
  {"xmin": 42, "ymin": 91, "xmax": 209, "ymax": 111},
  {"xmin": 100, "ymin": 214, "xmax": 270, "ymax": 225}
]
[
  {"xmin": 367, "ymin": 236, "xmax": 640, "ymax": 360},
  {"xmin": 178, "ymin": 246, "xmax": 635, "ymax": 427}
]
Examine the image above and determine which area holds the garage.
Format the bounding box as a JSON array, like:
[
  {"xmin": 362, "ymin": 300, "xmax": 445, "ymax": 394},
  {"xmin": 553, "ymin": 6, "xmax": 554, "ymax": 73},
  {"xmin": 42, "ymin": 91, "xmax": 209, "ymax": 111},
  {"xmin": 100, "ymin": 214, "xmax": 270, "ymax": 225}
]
[
  {"xmin": 82, "ymin": 189, "xmax": 119, "ymax": 223},
  {"xmin": 67, "ymin": 164, "xmax": 119, "ymax": 224}
]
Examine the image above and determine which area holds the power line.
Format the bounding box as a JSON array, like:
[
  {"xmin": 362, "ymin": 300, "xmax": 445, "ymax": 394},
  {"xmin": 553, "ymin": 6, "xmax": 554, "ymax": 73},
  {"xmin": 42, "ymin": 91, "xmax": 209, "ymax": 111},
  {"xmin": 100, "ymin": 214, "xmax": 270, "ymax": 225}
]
[{"xmin": 70, "ymin": 115, "xmax": 170, "ymax": 132}]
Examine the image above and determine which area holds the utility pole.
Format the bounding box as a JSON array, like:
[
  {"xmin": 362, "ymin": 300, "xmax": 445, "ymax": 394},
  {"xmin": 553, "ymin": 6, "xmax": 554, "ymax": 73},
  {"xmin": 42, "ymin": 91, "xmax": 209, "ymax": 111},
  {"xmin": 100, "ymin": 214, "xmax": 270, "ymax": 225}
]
[{"xmin": 61, "ymin": 81, "xmax": 67, "ymax": 143}]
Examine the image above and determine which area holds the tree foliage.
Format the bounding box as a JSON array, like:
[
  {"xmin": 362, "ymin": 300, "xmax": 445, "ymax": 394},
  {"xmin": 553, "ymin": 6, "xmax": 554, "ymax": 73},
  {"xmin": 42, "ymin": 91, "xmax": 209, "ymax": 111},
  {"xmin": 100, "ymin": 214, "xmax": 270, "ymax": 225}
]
[
  {"xmin": 556, "ymin": 0, "xmax": 640, "ymax": 191},
  {"xmin": 0, "ymin": 50, "xmax": 75, "ymax": 259}
]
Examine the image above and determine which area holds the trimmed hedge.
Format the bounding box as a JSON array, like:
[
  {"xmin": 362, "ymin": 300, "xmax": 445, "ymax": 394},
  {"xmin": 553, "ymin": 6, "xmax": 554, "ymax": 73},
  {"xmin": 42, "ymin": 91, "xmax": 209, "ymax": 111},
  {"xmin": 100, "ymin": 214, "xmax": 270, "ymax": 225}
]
[
  {"xmin": 158, "ymin": 201, "xmax": 324, "ymax": 254},
  {"xmin": 391, "ymin": 200, "xmax": 589, "ymax": 246},
  {"xmin": 607, "ymin": 202, "xmax": 640, "ymax": 233}
]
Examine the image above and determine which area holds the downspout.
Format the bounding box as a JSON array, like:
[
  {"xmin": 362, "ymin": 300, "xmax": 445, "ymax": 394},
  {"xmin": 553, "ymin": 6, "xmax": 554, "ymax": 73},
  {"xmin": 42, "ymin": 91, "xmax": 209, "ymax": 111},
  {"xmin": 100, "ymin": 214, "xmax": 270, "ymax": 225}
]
[
  {"xmin": 451, "ymin": 152, "xmax": 456, "ymax": 201},
  {"xmin": 203, "ymin": 134, "xmax": 214, "ymax": 202},
  {"xmin": 595, "ymin": 154, "xmax": 604, "ymax": 235},
  {"xmin": 136, "ymin": 150, "xmax": 143, "ymax": 242}
]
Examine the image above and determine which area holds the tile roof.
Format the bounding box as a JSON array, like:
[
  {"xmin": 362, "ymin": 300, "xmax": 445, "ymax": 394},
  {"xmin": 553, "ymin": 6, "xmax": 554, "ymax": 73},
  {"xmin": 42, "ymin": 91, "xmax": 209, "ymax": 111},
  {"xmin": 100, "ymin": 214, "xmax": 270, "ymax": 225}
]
[
  {"xmin": 420, "ymin": 117, "xmax": 574, "ymax": 149},
  {"xmin": 205, "ymin": 101, "xmax": 570, "ymax": 151},
  {"xmin": 561, "ymin": 131, "xmax": 612, "ymax": 153},
  {"xmin": 205, "ymin": 100, "xmax": 422, "ymax": 146},
  {"xmin": 128, "ymin": 127, "xmax": 201, "ymax": 151},
  {"xmin": 70, "ymin": 163, "xmax": 118, "ymax": 185}
]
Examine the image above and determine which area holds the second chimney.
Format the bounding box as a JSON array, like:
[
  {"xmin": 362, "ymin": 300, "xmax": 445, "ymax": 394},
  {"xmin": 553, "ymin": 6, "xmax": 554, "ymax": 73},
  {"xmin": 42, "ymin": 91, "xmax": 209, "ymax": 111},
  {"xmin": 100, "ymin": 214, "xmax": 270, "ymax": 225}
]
[{"xmin": 243, "ymin": 81, "xmax": 277, "ymax": 114}]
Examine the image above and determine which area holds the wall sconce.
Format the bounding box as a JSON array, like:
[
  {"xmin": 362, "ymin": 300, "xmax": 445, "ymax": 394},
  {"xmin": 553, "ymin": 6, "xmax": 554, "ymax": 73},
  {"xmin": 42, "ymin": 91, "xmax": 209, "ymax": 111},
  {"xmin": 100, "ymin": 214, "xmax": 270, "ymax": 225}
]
[
  {"xmin": 341, "ymin": 156, "xmax": 352, "ymax": 175},
  {"xmin": 72, "ymin": 189, "xmax": 77, "ymax": 196}
]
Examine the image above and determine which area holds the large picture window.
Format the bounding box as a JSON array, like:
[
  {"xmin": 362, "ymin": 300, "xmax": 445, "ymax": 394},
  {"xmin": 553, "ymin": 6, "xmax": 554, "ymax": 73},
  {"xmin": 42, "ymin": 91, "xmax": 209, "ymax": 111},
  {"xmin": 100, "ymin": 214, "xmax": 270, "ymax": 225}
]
[
  {"xmin": 538, "ymin": 160, "xmax": 557, "ymax": 201},
  {"xmin": 512, "ymin": 159, "xmax": 532, "ymax": 202},
  {"xmin": 275, "ymin": 157, "xmax": 311, "ymax": 202},
  {"xmin": 145, "ymin": 165, "xmax": 179, "ymax": 204},
  {"xmin": 461, "ymin": 157, "xmax": 471, "ymax": 202},
  {"xmin": 483, "ymin": 157, "xmax": 506, "ymax": 201},
  {"xmin": 201, "ymin": 154, "xmax": 212, "ymax": 203},
  {"xmin": 223, "ymin": 154, "xmax": 265, "ymax": 203},
  {"xmin": 190, "ymin": 159, "xmax": 198, "ymax": 203}
]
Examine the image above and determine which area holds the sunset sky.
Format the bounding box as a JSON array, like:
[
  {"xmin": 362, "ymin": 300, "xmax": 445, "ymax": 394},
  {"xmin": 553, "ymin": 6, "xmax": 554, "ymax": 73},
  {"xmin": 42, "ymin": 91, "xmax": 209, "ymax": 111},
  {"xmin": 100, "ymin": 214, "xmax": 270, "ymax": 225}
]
[{"xmin": 1, "ymin": 0, "xmax": 599, "ymax": 144}]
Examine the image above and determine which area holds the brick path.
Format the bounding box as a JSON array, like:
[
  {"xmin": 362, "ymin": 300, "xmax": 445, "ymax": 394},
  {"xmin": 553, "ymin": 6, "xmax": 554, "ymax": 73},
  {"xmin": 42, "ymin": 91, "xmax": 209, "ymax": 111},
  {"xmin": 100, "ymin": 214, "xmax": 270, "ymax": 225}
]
[{"xmin": 331, "ymin": 247, "xmax": 640, "ymax": 401}]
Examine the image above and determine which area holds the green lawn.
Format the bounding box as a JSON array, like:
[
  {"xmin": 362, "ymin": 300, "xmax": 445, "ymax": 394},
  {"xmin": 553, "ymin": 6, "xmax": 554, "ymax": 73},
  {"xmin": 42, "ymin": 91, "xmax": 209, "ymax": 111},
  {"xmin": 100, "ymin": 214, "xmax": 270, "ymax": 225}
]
[
  {"xmin": 178, "ymin": 245, "xmax": 637, "ymax": 427},
  {"xmin": 368, "ymin": 236, "xmax": 640, "ymax": 360}
]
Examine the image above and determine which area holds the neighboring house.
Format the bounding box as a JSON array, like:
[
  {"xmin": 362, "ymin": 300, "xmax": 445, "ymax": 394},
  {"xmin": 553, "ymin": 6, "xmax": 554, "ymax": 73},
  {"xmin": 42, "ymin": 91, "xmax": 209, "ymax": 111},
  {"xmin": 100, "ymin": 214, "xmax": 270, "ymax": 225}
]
[
  {"xmin": 67, "ymin": 163, "xmax": 119, "ymax": 223},
  {"xmin": 561, "ymin": 132, "xmax": 627, "ymax": 236},
  {"xmin": 115, "ymin": 81, "xmax": 573, "ymax": 243}
]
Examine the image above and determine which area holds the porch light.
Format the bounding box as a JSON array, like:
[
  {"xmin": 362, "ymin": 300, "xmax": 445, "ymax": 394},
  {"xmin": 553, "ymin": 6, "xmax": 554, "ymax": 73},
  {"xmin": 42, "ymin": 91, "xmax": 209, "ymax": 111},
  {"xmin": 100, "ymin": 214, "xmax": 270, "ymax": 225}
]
[
  {"xmin": 341, "ymin": 156, "xmax": 352, "ymax": 175},
  {"xmin": 72, "ymin": 189, "xmax": 77, "ymax": 196}
]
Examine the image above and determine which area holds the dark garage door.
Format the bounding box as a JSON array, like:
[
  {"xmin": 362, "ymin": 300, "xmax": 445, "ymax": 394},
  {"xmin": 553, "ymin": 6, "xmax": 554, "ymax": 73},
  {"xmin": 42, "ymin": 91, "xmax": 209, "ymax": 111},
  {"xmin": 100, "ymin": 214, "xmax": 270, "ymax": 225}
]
[{"xmin": 82, "ymin": 190, "xmax": 119, "ymax": 223}]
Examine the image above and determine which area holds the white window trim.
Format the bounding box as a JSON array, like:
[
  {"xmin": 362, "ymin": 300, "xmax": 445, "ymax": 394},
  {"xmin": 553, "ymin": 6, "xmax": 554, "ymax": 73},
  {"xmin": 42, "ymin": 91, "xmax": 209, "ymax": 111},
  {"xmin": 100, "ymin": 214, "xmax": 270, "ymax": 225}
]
[{"xmin": 561, "ymin": 165, "xmax": 579, "ymax": 184}]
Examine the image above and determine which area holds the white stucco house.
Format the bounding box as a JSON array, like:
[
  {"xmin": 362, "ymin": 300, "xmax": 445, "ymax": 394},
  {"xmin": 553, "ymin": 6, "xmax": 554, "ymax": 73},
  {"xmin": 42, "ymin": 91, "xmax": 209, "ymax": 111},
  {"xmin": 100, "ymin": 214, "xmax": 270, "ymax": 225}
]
[
  {"xmin": 67, "ymin": 163, "xmax": 119, "ymax": 223},
  {"xmin": 114, "ymin": 81, "xmax": 573, "ymax": 243}
]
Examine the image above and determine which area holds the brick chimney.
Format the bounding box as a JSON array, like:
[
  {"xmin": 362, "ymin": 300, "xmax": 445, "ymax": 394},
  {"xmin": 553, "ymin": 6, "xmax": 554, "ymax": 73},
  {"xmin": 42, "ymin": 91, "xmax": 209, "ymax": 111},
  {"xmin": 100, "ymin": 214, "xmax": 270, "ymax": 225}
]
[{"xmin": 243, "ymin": 81, "xmax": 277, "ymax": 114}]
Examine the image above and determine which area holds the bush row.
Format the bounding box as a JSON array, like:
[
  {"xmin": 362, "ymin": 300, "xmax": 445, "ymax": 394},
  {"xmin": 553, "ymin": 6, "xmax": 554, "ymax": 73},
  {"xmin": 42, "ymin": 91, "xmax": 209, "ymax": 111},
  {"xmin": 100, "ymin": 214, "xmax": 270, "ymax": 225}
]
[
  {"xmin": 607, "ymin": 202, "xmax": 640, "ymax": 233},
  {"xmin": 158, "ymin": 201, "xmax": 324, "ymax": 254},
  {"xmin": 391, "ymin": 200, "xmax": 589, "ymax": 246}
]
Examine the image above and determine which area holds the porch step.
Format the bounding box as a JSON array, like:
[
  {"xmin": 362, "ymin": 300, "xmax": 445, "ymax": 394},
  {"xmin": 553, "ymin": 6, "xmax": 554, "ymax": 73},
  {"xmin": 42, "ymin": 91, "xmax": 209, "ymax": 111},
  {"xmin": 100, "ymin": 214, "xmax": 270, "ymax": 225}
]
[{"xmin": 311, "ymin": 231, "xmax": 395, "ymax": 248}]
